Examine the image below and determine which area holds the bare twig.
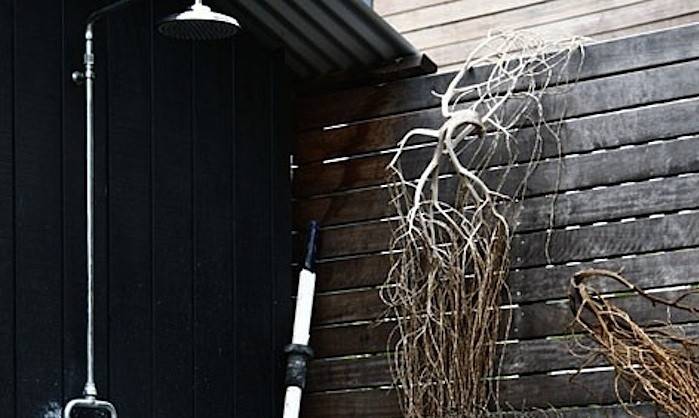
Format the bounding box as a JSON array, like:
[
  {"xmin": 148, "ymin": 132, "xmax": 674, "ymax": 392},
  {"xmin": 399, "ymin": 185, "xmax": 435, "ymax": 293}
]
[
  {"xmin": 569, "ymin": 269, "xmax": 699, "ymax": 418},
  {"xmin": 383, "ymin": 31, "xmax": 585, "ymax": 417}
]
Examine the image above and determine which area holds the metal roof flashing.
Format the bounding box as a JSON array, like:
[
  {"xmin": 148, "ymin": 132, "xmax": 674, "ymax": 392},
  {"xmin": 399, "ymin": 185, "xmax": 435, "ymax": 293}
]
[{"xmin": 220, "ymin": 0, "xmax": 435, "ymax": 83}]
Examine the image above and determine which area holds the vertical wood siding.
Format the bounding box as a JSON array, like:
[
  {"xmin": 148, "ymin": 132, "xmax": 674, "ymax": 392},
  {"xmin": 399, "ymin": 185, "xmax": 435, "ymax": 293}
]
[{"xmin": 0, "ymin": 0, "xmax": 292, "ymax": 417}]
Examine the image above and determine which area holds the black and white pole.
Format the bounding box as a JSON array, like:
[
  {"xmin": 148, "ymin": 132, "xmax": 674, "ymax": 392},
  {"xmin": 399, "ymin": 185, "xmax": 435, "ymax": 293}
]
[{"xmin": 283, "ymin": 221, "xmax": 320, "ymax": 418}]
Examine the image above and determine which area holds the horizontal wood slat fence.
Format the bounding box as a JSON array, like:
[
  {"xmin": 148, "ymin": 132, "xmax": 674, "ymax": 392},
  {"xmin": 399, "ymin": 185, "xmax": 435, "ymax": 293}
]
[{"xmin": 293, "ymin": 24, "xmax": 699, "ymax": 417}]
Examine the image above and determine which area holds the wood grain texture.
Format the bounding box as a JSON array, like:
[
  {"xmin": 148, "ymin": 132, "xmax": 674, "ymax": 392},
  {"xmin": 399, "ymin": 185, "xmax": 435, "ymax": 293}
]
[
  {"xmin": 311, "ymin": 283, "xmax": 699, "ymax": 358},
  {"xmin": 294, "ymin": 89, "xmax": 699, "ymax": 197},
  {"xmin": 309, "ymin": 209, "xmax": 699, "ymax": 310},
  {"xmin": 374, "ymin": 0, "xmax": 455, "ymax": 17},
  {"xmin": 296, "ymin": 135, "xmax": 699, "ymax": 233},
  {"xmin": 107, "ymin": 2, "xmax": 153, "ymax": 414},
  {"xmin": 14, "ymin": 0, "xmax": 64, "ymax": 416},
  {"xmin": 270, "ymin": 50, "xmax": 293, "ymax": 416},
  {"xmin": 233, "ymin": 38, "xmax": 284, "ymax": 417},
  {"xmin": 0, "ymin": 0, "xmax": 13, "ymax": 415},
  {"xmin": 193, "ymin": 40, "xmax": 236, "ymax": 418},
  {"xmin": 425, "ymin": 0, "xmax": 699, "ymax": 68},
  {"xmin": 384, "ymin": 0, "xmax": 545, "ymax": 33},
  {"xmin": 152, "ymin": 1, "xmax": 195, "ymax": 416},
  {"xmin": 302, "ymin": 371, "xmax": 659, "ymax": 417},
  {"xmin": 295, "ymin": 23, "xmax": 699, "ymax": 130},
  {"xmin": 407, "ymin": 0, "xmax": 644, "ymax": 50},
  {"xmin": 311, "ymin": 246, "xmax": 699, "ymax": 327},
  {"xmin": 310, "ymin": 227, "xmax": 699, "ymax": 292},
  {"xmin": 307, "ymin": 322, "xmax": 699, "ymax": 392},
  {"xmin": 294, "ymin": 72, "xmax": 697, "ymax": 165}
]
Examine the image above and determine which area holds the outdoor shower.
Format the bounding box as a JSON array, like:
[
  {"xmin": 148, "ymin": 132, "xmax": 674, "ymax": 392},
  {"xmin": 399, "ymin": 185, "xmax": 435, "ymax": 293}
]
[{"xmin": 64, "ymin": 1, "xmax": 239, "ymax": 417}]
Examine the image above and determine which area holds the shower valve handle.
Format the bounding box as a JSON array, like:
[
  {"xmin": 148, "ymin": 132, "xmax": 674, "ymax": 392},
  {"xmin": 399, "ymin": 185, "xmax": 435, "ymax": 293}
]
[{"xmin": 71, "ymin": 71, "xmax": 85, "ymax": 85}]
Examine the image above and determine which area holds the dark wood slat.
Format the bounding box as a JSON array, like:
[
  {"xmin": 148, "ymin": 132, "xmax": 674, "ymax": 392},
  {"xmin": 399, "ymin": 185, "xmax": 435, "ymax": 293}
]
[
  {"xmin": 296, "ymin": 134, "xmax": 699, "ymax": 231},
  {"xmin": 311, "ymin": 135, "xmax": 699, "ymax": 260},
  {"xmin": 312, "ymin": 248, "xmax": 699, "ymax": 326},
  {"xmin": 310, "ymin": 183, "xmax": 699, "ymax": 291},
  {"xmin": 107, "ymin": 3, "xmax": 152, "ymax": 415},
  {"xmin": 193, "ymin": 40, "xmax": 235, "ymax": 418},
  {"xmin": 516, "ymin": 173, "xmax": 699, "ymax": 231},
  {"xmin": 313, "ymin": 245, "xmax": 699, "ymax": 326},
  {"xmin": 311, "ymin": 284, "xmax": 699, "ymax": 358},
  {"xmin": 14, "ymin": 0, "xmax": 64, "ymax": 415},
  {"xmin": 307, "ymin": 322, "xmax": 699, "ymax": 392},
  {"xmin": 295, "ymin": 23, "xmax": 699, "ymax": 130},
  {"xmin": 270, "ymin": 50, "xmax": 293, "ymax": 416},
  {"xmin": 302, "ymin": 371, "xmax": 654, "ymax": 417},
  {"xmin": 152, "ymin": 1, "xmax": 194, "ymax": 416},
  {"xmin": 513, "ymin": 209, "xmax": 699, "ymax": 269},
  {"xmin": 311, "ymin": 318, "xmax": 394, "ymax": 358},
  {"xmin": 311, "ymin": 211, "xmax": 699, "ymax": 326},
  {"xmin": 509, "ymin": 246, "xmax": 699, "ymax": 303},
  {"xmin": 294, "ymin": 87, "xmax": 699, "ymax": 197},
  {"xmin": 306, "ymin": 161, "xmax": 699, "ymax": 261},
  {"xmin": 233, "ymin": 38, "xmax": 276, "ymax": 417},
  {"xmin": 0, "ymin": 0, "xmax": 13, "ymax": 414}
]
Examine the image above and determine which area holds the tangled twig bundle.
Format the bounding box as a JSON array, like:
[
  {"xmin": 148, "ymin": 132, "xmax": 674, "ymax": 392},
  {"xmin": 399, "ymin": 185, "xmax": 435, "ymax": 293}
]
[
  {"xmin": 570, "ymin": 269, "xmax": 699, "ymax": 417},
  {"xmin": 381, "ymin": 31, "xmax": 584, "ymax": 417}
]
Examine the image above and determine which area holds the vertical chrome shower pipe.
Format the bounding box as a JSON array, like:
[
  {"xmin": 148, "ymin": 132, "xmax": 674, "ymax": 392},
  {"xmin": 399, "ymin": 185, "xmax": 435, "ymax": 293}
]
[
  {"xmin": 64, "ymin": 22, "xmax": 116, "ymax": 418},
  {"xmin": 83, "ymin": 22, "xmax": 96, "ymax": 399}
]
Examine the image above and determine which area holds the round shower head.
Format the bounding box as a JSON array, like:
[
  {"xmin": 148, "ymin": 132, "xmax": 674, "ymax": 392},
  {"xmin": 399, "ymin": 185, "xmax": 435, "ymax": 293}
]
[{"xmin": 158, "ymin": 2, "xmax": 240, "ymax": 40}]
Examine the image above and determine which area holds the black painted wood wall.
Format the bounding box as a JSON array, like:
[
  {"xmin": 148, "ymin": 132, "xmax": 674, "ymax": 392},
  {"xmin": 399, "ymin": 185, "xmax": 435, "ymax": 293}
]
[{"xmin": 0, "ymin": 0, "xmax": 292, "ymax": 417}]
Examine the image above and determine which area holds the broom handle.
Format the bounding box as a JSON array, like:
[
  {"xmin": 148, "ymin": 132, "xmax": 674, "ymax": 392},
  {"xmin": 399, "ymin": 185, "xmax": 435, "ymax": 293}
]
[
  {"xmin": 283, "ymin": 221, "xmax": 319, "ymax": 418},
  {"xmin": 292, "ymin": 221, "xmax": 319, "ymax": 345}
]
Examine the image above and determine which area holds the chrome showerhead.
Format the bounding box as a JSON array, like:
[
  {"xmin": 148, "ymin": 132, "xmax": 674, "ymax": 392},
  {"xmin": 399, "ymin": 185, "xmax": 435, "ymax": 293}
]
[{"xmin": 158, "ymin": 1, "xmax": 240, "ymax": 40}]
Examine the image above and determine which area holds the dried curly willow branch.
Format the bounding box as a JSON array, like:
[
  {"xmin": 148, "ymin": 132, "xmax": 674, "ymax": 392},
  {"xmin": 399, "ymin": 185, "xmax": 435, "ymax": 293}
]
[
  {"xmin": 381, "ymin": 31, "xmax": 585, "ymax": 417},
  {"xmin": 570, "ymin": 269, "xmax": 699, "ymax": 417}
]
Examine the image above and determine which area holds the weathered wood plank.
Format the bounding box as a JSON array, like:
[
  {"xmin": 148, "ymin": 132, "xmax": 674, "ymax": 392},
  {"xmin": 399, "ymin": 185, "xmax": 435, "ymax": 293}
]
[
  {"xmin": 307, "ymin": 322, "xmax": 699, "ymax": 392},
  {"xmin": 516, "ymin": 173, "xmax": 699, "ymax": 232},
  {"xmin": 590, "ymin": 13, "xmax": 699, "ymax": 43},
  {"xmin": 312, "ymin": 230, "xmax": 699, "ymax": 295},
  {"xmin": 296, "ymin": 66, "xmax": 699, "ymax": 167},
  {"xmin": 440, "ymin": 18, "xmax": 699, "ymax": 73},
  {"xmin": 311, "ymin": 285, "xmax": 699, "ymax": 357},
  {"xmin": 304, "ymin": 170, "xmax": 699, "ymax": 261},
  {"xmin": 407, "ymin": 0, "xmax": 643, "ymax": 50},
  {"xmin": 374, "ymin": 0, "xmax": 453, "ymax": 17},
  {"xmin": 421, "ymin": 0, "xmax": 699, "ymax": 67},
  {"xmin": 509, "ymin": 246, "xmax": 699, "ymax": 303},
  {"xmin": 310, "ymin": 209, "xmax": 699, "ymax": 299},
  {"xmin": 294, "ymin": 91, "xmax": 699, "ymax": 196},
  {"xmin": 312, "ymin": 248, "xmax": 699, "ymax": 325},
  {"xmin": 384, "ymin": 0, "xmax": 545, "ymax": 34},
  {"xmin": 302, "ymin": 371, "xmax": 656, "ymax": 417},
  {"xmin": 295, "ymin": 23, "xmax": 699, "ymax": 130},
  {"xmin": 299, "ymin": 137, "xmax": 699, "ymax": 263}
]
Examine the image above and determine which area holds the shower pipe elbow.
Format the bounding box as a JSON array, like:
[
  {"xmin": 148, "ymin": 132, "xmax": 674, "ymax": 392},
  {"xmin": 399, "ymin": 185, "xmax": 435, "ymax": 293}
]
[
  {"xmin": 63, "ymin": 397, "xmax": 118, "ymax": 418},
  {"xmin": 86, "ymin": 0, "xmax": 140, "ymax": 26}
]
